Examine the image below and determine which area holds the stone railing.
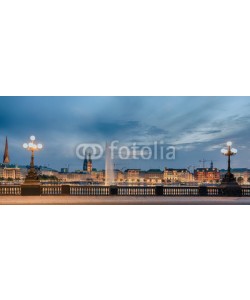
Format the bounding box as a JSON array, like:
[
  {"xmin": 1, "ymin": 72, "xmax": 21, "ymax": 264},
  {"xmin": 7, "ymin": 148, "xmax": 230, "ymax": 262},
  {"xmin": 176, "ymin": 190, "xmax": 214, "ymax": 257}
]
[
  {"xmin": 242, "ymin": 188, "xmax": 250, "ymax": 196},
  {"xmin": 163, "ymin": 186, "xmax": 199, "ymax": 196},
  {"xmin": 118, "ymin": 186, "xmax": 155, "ymax": 196},
  {"xmin": 70, "ymin": 186, "xmax": 109, "ymax": 196},
  {"xmin": 0, "ymin": 184, "xmax": 250, "ymax": 197},
  {"xmin": 0, "ymin": 185, "xmax": 21, "ymax": 195},
  {"xmin": 42, "ymin": 185, "xmax": 62, "ymax": 195}
]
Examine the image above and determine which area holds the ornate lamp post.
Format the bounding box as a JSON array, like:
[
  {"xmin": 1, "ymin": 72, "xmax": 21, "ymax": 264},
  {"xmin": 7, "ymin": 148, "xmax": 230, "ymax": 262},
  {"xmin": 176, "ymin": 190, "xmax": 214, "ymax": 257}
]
[
  {"xmin": 23, "ymin": 135, "xmax": 43, "ymax": 182},
  {"xmin": 220, "ymin": 141, "xmax": 241, "ymax": 196},
  {"xmin": 221, "ymin": 141, "xmax": 237, "ymax": 179}
]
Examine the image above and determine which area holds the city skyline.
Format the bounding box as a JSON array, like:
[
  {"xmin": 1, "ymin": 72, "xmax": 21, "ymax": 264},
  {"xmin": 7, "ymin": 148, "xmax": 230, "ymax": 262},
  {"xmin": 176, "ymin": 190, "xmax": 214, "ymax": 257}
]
[{"xmin": 1, "ymin": 96, "xmax": 250, "ymax": 171}]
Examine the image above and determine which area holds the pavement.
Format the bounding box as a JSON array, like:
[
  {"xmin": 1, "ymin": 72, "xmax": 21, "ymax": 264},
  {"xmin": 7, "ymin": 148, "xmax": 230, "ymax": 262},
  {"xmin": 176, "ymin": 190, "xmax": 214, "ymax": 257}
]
[{"xmin": 1, "ymin": 196, "xmax": 250, "ymax": 205}]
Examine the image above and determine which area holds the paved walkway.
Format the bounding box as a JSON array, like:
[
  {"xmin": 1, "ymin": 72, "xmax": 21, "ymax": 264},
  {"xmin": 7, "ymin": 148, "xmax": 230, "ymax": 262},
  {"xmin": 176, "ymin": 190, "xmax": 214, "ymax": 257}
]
[{"xmin": 0, "ymin": 196, "xmax": 250, "ymax": 205}]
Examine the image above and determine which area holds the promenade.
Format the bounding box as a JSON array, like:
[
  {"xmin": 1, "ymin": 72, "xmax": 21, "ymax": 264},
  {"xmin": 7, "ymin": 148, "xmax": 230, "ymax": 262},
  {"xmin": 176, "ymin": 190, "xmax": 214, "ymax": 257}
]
[{"xmin": 0, "ymin": 196, "xmax": 250, "ymax": 205}]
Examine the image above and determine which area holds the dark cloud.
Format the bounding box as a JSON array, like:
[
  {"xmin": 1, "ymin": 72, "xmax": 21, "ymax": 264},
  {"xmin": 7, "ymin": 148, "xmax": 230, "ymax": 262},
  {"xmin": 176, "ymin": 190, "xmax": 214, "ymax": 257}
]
[
  {"xmin": 78, "ymin": 120, "xmax": 141, "ymax": 139},
  {"xmin": 204, "ymin": 130, "xmax": 221, "ymax": 134}
]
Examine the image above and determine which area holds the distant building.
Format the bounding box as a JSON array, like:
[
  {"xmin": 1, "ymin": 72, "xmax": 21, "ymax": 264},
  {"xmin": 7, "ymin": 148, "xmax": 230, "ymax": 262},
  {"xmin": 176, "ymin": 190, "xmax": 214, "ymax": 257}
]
[
  {"xmin": 83, "ymin": 152, "xmax": 93, "ymax": 172},
  {"xmin": 39, "ymin": 166, "xmax": 59, "ymax": 177},
  {"xmin": 104, "ymin": 168, "xmax": 194, "ymax": 185},
  {"xmin": 194, "ymin": 162, "xmax": 220, "ymax": 183},
  {"xmin": 0, "ymin": 164, "xmax": 21, "ymax": 180},
  {"xmin": 124, "ymin": 169, "xmax": 141, "ymax": 183},
  {"xmin": 144, "ymin": 169, "xmax": 164, "ymax": 184},
  {"xmin": 113, "ymin": 169, "xmax": 124, "ymax": 183},
  {"xmin": 57, "ymin": 171, "xmax": 93, "ymax": 182},
  {"xmin": 164, "ymin": 168, "xmax": 193, "ymax": 183},
  {"xmin": 0, "ymin": 137, "xmax": 21, "ymax": 180},
  {"xmin": 92, "ymin": 170, "xmax": 105, "ymax": 183}
]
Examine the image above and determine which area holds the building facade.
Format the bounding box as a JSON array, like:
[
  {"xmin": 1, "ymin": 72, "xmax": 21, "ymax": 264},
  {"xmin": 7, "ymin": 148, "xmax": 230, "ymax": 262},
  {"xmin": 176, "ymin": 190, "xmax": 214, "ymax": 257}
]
[
  {"xmin": 164, "ymin": 168, "xmax": 193, "ymax": 183},
  {"xmin": 0, "ymin": 164, "xmax": 21, "ymax": 180},
  {"xmin": 144, "ymin": 169, "xmax": 164, "ymax": 184},
  {"xmin": 194, "ymin": 167, "xmax": 220, "ymax": 183},
  {"xmin": 124, "ymin": 169, "xmax": 141, "ymax": 183}
]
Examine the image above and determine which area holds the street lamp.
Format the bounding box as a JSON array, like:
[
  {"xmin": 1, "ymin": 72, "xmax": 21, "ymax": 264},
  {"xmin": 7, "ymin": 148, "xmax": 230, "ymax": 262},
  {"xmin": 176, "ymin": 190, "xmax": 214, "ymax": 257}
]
[
  {"xmin": 23, "ymin": 135, "xmax": 43, "ymax": 181},
  {"xmin": 221, "ymin": 141, "xmax": 237, "ymax": 175},
  {"xmin": 219, "ymin": 140, "xmax": 242, "ymax": 198}
]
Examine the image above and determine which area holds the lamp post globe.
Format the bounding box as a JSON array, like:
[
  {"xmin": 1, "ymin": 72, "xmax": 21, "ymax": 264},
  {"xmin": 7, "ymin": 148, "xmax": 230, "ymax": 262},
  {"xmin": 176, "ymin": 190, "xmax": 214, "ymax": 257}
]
[{"xmin": 23, "ymin": 135, "xmax": 43, "ymax": 183}]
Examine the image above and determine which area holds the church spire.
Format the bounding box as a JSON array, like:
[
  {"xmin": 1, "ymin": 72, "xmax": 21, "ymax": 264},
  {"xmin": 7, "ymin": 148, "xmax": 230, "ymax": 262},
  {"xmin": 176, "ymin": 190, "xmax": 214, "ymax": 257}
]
[
  {"xmin": 3, "ymin": 136, "xmax": 10, "ymax": 164},
  {"xmin": 83, "ymin": 151, "xmax": 88, "ymax": 171}
]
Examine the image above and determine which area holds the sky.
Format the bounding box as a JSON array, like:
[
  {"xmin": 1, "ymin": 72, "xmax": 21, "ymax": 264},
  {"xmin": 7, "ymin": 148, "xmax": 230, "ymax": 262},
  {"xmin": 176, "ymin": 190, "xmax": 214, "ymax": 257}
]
[{"xmin": 0, "ymin": 96, "xmax": 250, "ymax": 171}]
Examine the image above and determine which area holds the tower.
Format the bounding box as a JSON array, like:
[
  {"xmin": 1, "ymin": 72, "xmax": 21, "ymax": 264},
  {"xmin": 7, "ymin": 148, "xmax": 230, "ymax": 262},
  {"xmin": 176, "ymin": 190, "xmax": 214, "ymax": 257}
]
[
  {"xmin": 87, "ymin": 153, "xmax": 92, "ymax": 173},
  {"xmin": 210, "ymin": 160, "xmax": 213, "ymax": 169},
  {"xmin": 83, "ymin": 152, "xmax": 88, "ymax": 171},
  {"xmin": 3, "ymin": 136, "xmax": 10, "ymax": 165}
]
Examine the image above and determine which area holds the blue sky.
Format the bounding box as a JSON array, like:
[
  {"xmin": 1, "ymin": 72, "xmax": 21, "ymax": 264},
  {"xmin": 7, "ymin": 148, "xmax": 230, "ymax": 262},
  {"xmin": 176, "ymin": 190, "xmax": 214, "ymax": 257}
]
[{"xmin": 0, "ymin": 96, "xmax": 250, "ymax": 171}]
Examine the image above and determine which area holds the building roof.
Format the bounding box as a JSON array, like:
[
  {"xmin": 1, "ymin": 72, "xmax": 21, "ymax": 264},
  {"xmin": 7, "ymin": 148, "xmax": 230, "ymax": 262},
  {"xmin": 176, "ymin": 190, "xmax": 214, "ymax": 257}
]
[
  {"xmin": 165, "ymin": 168, "xmax": 189, "ymax": 172},
  {"xmin": 146, "ymin": 169, "xmax": 163, "ymax": 173},
  {"xmin": 195, "ymin": 168, "xmax": 219, "ymax": 172},
  {"xmin": 39, "ymin": 166, "xmax": 58, "ymax": 172},
  {"xmin": 124, "ymin": 169, "xmax": 141, "ymax": 172},
  {"xmin": 0, "ymin": 163, "xmax": 19, "ymax": 169}
]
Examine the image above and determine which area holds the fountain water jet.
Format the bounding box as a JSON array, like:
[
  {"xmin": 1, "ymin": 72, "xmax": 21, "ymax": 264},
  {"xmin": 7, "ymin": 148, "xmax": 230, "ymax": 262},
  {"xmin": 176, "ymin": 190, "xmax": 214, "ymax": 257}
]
[{"xmin": 105, "ymin": 142, "xmax": 115, "ymax": 186}]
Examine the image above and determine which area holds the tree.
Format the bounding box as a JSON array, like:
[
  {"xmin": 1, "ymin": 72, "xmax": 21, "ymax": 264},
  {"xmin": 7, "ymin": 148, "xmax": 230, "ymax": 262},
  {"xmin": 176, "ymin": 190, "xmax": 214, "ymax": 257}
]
[
  {"xmin": 247, "ymin": 177, "xmax": 250, "ymax": 183},
  {"xmin": 237, "ymin": 177, "xmax": 244, "ymax": 184},
  {"xmin": 39, "ymin": 174, "xmax": 59, "ymax": 181}
]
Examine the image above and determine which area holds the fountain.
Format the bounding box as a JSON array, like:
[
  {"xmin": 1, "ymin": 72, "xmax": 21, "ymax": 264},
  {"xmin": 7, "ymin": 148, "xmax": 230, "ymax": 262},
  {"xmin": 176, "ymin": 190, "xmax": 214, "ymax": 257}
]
[{"xmin": 105, "ymin": 142, "xmax": 115, "ymax": 186}]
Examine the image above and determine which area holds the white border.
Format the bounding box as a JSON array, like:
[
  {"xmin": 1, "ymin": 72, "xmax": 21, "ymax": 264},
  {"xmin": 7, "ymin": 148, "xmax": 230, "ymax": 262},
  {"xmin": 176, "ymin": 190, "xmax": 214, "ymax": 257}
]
[
  {"xmin": 0, "ymin": 0, "xmax": 250, "ymax": 96},
  {"xmin": 1, "ymin": 1, "xmax": 250, "ymax": 300}
]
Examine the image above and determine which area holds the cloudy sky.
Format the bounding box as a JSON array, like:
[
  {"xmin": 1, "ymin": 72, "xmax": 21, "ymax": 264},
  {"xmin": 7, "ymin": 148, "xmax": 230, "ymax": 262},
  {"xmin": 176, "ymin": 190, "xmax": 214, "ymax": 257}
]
[{"xmin": 0, "ymin": 97, "xmax": 250, "ymax": 171}]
